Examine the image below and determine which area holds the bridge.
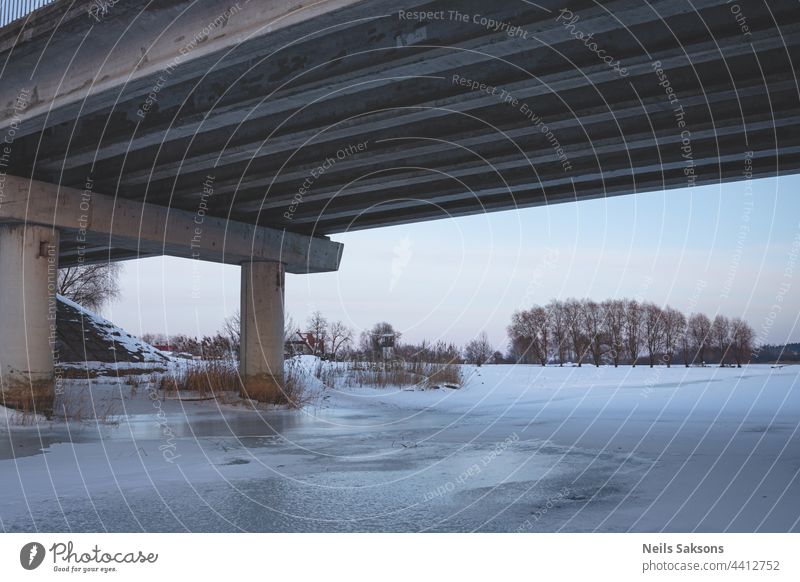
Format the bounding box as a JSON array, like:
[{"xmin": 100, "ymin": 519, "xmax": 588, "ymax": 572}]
[{"xmin": 1, "ymin": 0, "xmax": 798, "ymax": 407}]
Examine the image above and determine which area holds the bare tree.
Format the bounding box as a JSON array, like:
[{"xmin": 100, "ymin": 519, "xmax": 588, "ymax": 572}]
[
  {"xmin": 361, "ymin": 322, "xmax": 401, "ymax": 359},
  {"xmin": 222, "ymin": 310, "xmax": 240, "ymax": 355},
  {"xmin": 284, "ymin": 313, "xmax": 296, "ymax": 343},
  {"xmin": 642, "ymin": 302, "xmax": 665, "ymax": 367},
  {"xmin": 689, "ymin": 313, "xmax": 712, "ymax": 364},
  {"xmin": 58, "ymin": 263, "xmax": 121, "ymax": 311},
  {"xmin": 564, "ymin": 298, "xmax": 588, "ymax": 366},
  {"xmin": 507, "ymin": 308, "xmax": 536, "ymax": 364},
  {"xmin": 529, "ymin": 306, "xmax": 550, "ymax": 366},
  {"xmin": 602, "ymin": 299, "xmax": 625, "ymax": 367},
  {"xmin": 507, "ymin": 297, "xmax": 757, "ymax": 370},
  {"xmin": 328, "ymin": 320, "xmax": 353, "ymax": 359},
  {"xmin": 547, "ymin": 299, "xmax": 568, "ymax": 366},
  {"xmin": 583, "ymin": 299, "xmax": 605, "ymax": 367},
  {"xmin": 662, "ymin": 307, "xmax": 685, "ymax": 367},
  {"xmin": 711, "ymin": 314, "xmax": 732, "ymax": 366},
  {"xmin": 464, "ymin": 332, "xmax": 493, "ymax": 366},
  {"xmin": 624, "ymin": 299, "xmax": 644, "ymax": 367},
  {"xmin": 507, "ymin": 306, "xmax": 549, "ymax": 365},
  {"xmin": 680, "ymin": 322, "xmax": 693, "ymax": 367},
  {"xmin": 730, "ymin": 317, "xmax": 754, "ymax": 368},
  {"xmin": 306, "ymin": 310, "xmax": 329, "ymax": 356}
]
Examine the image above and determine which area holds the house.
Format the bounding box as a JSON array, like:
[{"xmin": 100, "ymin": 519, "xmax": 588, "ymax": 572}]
[{"xmin": 285, "ymin": 331, "xmax": 325, "ymax": 356}]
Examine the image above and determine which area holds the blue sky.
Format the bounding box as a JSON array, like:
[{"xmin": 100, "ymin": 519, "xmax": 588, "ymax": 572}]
[{"xmin": 109, "ymin": 175, "xmax": 800, "ymax": 351}]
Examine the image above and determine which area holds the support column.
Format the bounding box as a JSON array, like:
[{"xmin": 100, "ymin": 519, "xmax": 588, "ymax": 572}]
[
  {"xmin": 240, "ymin": 260, "xmax": 285, "ymax": 402},
  {"xmin": 0, "ymin": 224, "xmax": 59, "ymax": 412}
]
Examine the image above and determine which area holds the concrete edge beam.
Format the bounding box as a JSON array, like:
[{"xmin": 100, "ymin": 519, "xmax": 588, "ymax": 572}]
[
  {"xmin": 0, "ymin": 0, "xmax": 370, "ymax": 130},
  {"xmin": 0, "ymin": 175, "xmax": 343, "ymax": 273}
]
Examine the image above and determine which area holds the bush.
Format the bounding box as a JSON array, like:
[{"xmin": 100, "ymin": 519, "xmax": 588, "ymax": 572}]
[
  {"xmin": 341, "ymin": 359, "xmax": 463, "ymax": 389},
  {"xmin": 159, "ymin": 359, "xmax": 310, "ymax": 408},
  {"xmin": 158, "ymin": 359, "xmax": 239, "ymax": 397},
  {"xmin": 1, "ymin": 379, "xmax": 55, "ymax": 417}
]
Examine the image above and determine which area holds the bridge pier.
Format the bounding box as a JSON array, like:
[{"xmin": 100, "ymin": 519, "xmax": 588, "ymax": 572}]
[
  {"xmin": 0, "ymin": 223, "xmax": 59, "ymax": 412},
  {"xmin": 0, "ymin": 176, "xmax": 341, "ymax": 407},
  {"xmin": 239, "ymin": 260, "xmax": 285, "ymax": 403}
]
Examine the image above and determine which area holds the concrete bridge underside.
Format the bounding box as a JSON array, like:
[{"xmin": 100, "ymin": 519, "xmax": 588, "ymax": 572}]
[{"xmin": 1, "ymin": 0, "xmax": 799, "ymax": 408}]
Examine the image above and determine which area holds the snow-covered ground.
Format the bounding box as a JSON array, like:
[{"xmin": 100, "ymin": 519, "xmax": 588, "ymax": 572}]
[{"xmin": 1, "ymin": 363, "xmax": 798, "ymax": 532}]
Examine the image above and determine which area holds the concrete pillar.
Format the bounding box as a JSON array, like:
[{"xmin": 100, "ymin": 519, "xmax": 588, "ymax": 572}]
[
  {"xmin": 0, "ymin": 224, "xmax": 59, "ymax": 412},
  {"xmin": 240, "ymin": 260, "xmax": 285, "ymax": 402}
]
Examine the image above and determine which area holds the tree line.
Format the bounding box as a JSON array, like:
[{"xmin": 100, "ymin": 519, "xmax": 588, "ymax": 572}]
[
  {"xmin": 294, "ymin": 314, "xmax": 465, "ymax": 365},
  {"xmin": 507, "ymin": 298, "xmax": 755, "ymax": 368},
  {"xmin": 751, "ymin": 343, "xmax": 800, "ymax": 364},
  {"xmin": 141, "ymin": 300, "xmax": 759, "ymax": 369},
  {"xmin": 56, "ymin": 264, "xmax": 772, "ymax": 368}
]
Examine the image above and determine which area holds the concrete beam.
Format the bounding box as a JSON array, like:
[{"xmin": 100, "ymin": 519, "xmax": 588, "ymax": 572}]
[
  {"xmin": 243, "ymin": 84, "xmax": 797, "ymax": 214},
  {"xmin": 273, "ymin": 114, "xmax": 800, "ymax": 225},
  {"xmin": 33, "ymin": 0, "xmax": 700, "ymax": 173},
  {"xmin": 0, "ymin": 0, "xmax": 374, "ymax": 133},
  {"xmin": 328, "ymin": 152, "xmax": 800, "ymax": 231},
  {"xmin": 114, "ymin": 24, "xmax": 800, "ymax": 200},
  {"xmin": 0, "ymin": 175, "xmax": 342, "ymax": 273}
]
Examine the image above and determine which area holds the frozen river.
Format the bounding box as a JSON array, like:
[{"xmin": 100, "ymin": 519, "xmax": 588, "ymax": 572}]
[{"xmin": 1, "ymin": 364, "xmax": 798, "ymax": 532}]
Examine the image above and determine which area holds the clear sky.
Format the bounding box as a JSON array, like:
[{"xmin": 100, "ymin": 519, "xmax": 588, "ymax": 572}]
[{"xmin": 108, "ymin": 175, "xmax": 800, "ymax": 352}]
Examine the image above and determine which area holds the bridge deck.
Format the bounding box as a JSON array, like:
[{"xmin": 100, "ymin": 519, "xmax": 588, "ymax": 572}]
[{"xmin": 1, "ymin": 0, "xmax": 798, "ymax": 262}]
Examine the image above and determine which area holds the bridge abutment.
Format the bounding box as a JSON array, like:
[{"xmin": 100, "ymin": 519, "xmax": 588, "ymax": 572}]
[
  {"xmin": 0, "ymin": 223, "xmax": 59, "ymax": 413},
  {"xmin": 239, "ymin": 260, "xmax": 285, "ymax": 403}
]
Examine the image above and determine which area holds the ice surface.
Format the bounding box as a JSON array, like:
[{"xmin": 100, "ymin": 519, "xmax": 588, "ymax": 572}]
[{"xmin": 1, "ymin": 363, "xmax": 798, "ymax": 532}]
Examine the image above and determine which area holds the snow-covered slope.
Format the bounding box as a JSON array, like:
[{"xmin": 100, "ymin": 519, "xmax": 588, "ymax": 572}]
[{"xmin": 56, "ymin": 295, "xmax": 169, "ymax": 364}]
